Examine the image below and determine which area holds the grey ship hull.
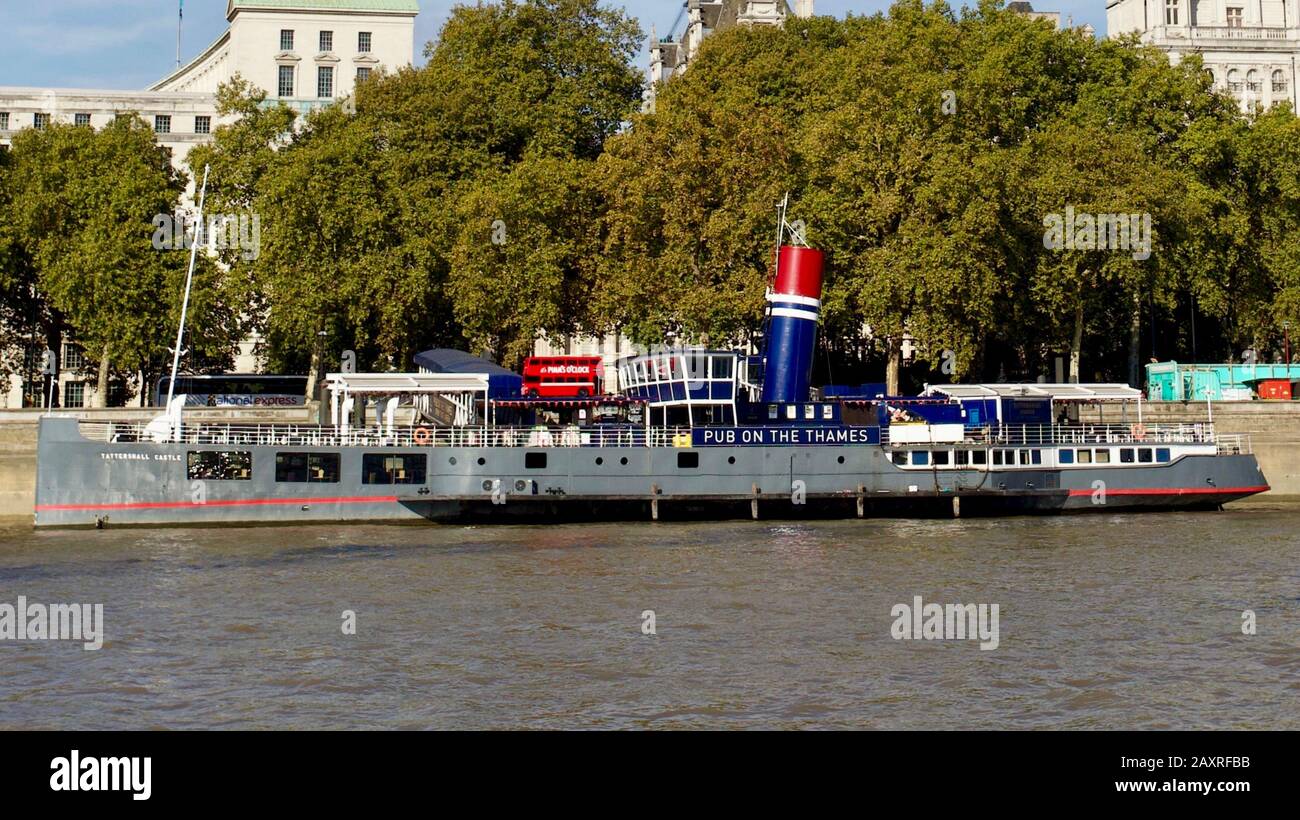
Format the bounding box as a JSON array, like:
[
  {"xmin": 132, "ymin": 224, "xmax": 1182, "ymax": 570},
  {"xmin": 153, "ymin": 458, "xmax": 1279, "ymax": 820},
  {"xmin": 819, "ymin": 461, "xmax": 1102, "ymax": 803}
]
[{"xmin": 33, "ymin": 418, "xmax": 1269, "ymax": 528}]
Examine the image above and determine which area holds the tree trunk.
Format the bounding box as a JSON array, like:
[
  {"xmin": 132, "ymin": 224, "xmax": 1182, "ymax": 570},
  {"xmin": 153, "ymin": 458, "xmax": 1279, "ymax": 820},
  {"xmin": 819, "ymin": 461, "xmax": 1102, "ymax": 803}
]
[
  {"xmin": 1069, "ymin": 303, "xmax": 1083, "ymax": 384},
  {"xmin": 885, "ymin": 336, "xmax": 901, "ymax": 395},
  {"xmin": 1127, "ymin": 291, "xmax": 1142, "ymax": 387},
  {"xmin": 94, "ymin": 342, "xmax": 111, "ymax": 408},
  {"xmin": 305, "ymin": 348, "xmax": 322, "ymax": 402}
]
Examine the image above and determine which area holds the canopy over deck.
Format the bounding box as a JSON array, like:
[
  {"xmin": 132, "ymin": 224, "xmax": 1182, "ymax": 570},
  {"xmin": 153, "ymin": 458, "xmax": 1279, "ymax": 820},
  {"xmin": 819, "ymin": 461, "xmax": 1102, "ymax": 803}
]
[
  {"xmin": 924, "ymin": 383, "xmax": 1142, "ymax": 402},
  {"xmin": 412, "ymin": 348, "xmax": 517, "ymax": 378},
  {"xmin": 325, "ymin": 372, "xmax": 492, "ymax": 432}
]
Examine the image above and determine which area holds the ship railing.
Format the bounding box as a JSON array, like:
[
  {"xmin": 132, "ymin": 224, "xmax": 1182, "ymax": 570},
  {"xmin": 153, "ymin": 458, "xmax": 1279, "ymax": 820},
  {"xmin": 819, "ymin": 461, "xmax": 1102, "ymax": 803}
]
[
  {"xmin": 74, "ymin": 419, "xmax": 1245, "ymax": 451},
  {"xmin": 75, "ymin": 421, "xmax": 694, "ymax": 449},
  {"xmin": 1213, "ymin": 434, "xmax": 1251, "ymax": 455},
  {"xmin": 882, "ymin": 422, "xmax": 1224, "ymax": 447}
]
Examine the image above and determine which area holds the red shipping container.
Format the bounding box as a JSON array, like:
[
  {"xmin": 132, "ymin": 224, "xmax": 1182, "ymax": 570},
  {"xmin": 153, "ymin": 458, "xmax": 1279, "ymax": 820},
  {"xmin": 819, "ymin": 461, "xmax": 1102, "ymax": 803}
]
[{"xmin": 1256, "ymin": 379, "xmax": 1292, "ymax": 400}]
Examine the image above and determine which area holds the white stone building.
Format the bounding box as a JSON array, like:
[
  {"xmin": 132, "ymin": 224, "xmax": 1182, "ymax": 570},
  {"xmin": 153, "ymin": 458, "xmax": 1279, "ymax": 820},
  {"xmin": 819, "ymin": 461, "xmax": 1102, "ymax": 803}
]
[
  {"xmin": 645, "ymin": 0, "xmax": 814, "ymax": 112},
  {"xmin": 0, "ymin": 1, "xmax": 419, "ymax": 408},
  {"xmin": 1107, "ymin": 0, "xmax": 1300, "ymax": 110}
]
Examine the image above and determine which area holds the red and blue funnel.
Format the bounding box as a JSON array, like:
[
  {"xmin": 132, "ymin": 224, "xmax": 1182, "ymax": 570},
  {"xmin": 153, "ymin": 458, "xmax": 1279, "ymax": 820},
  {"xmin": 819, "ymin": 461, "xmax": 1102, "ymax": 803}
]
[{"xmin": 761, "ymin": 245, "xmax": 825, "ymax": 404}]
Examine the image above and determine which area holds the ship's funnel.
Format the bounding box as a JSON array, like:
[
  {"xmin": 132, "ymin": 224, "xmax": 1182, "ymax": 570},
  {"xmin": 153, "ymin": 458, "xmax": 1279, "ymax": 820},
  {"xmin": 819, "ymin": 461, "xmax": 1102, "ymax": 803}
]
[{"xmin": 761, "ymin": 245, "xmax": 824, "ymax": 404}]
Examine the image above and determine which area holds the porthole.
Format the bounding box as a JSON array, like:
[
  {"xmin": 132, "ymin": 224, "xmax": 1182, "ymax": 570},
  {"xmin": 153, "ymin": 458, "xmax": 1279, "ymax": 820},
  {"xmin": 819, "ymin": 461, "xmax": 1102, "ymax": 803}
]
[
  {"xmin": 449, "ymin": 457, "xmax": 457, "ymax": 466},
  {"xmin": 727, "ymin": 456, "xmax": 736, "ymax": 464},
  {"xmin": 620, "ymin": 456, "xmax": 629, "ymax": 465},
  {"xmin": 476, "ymin": 457, "xmax": 486, "ymax": 466},
  {"xmin": 595, "ymin": 457, "xmax": 604, "ymax": 465},
  {"xmin": 837, "ymin": 456, "xmax": 845, "ymax": 464}
]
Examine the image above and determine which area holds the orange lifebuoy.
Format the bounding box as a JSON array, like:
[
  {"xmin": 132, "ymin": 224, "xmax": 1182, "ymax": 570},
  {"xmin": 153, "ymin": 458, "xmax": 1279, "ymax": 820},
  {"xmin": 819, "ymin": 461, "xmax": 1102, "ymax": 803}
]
[
  {"xmin": 1130, "ymin": 423, "xmax": 1147, "ymax": 442},
  {"xmin": 413, "ymin": 426, "xmax": 432, "ymax": 446}
]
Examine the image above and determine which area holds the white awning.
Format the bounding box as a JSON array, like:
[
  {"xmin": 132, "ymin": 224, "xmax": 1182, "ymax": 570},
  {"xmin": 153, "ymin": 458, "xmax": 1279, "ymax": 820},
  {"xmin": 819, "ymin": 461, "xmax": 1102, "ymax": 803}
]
[
  {"xmin": 324, "ymin": 372, "xmax": 490, "ymax": 395},
  {"xmin": 924, "ymin": 383, "xmax": 1142, "ymax": 402}
]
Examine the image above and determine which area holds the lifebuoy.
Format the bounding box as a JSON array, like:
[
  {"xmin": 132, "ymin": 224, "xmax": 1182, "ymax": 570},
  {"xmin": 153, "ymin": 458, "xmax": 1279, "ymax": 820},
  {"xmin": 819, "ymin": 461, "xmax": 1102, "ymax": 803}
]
[
  {"xmin": 1130, "ymin": 423, "xmax": 1147, "ymax": 442},
  {"xmin": 413, "ymin": 426, "xmax": 432, "ymax": 446}
]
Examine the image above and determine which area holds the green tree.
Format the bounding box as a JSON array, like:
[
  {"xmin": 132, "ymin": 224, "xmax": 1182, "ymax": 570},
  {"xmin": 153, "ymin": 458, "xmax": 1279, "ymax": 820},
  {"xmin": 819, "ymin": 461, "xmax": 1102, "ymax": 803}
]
[{"xmin": 3, "ymin": 117, "xmax": 242, "ymax": 405}]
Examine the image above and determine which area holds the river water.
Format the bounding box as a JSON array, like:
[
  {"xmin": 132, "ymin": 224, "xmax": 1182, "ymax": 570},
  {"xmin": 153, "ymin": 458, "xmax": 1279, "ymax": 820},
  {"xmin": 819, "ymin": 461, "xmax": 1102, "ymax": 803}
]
[{"xmin": 0, "ymin": 505, "xmax": 1297, "ymax": 729}]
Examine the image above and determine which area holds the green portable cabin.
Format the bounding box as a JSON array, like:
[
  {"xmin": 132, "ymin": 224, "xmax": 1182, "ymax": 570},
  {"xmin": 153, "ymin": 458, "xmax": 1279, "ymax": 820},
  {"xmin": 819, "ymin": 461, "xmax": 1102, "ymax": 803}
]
[{"xmin": 1145, "ymin": 361, "xmax": 1300, "ymax": 401}]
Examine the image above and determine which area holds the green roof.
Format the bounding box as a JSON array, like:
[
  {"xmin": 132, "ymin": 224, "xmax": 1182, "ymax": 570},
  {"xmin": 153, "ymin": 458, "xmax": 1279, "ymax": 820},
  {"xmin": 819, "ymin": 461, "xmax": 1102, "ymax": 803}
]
[{"xmin": 229, "ymin": 0, "xmax": 419, "ymax": 14}]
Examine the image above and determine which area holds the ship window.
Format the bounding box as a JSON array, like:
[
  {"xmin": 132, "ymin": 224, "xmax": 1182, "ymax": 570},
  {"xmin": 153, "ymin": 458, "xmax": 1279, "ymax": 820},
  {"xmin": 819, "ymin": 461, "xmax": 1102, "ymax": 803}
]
[
  {"xmin": 955, "ymin": 450, "xmax": 969, "ymax": 466},
  {"xmin": 1120, "ymin": 448, "xmax": 1135, "ymax": 463},
  {"xmin": 992, "ymin": 450, "xmax": 1003, "ymax": 466},
  {"xmin": 768, "ymin": 405, "xmax": 779, "ymax": 420},
  {"xmin": 712, "ymin": 356, "xmax": 732, "ymax": 379},
  {"xmin": 892, "ymin": 451, "xmax": 907, "ymax": 465},
  {"xmin": 1156, "ymin": 448, "xmax": 1171, "ymax": 463},
  {"xmin": 188, "ymin": 450, "xmax": 252, "ymax": 480},
  {"xmin": 362, "ymin": 453, "xmax": 426, "ymax": 484},
  {"xmin": 972, "ymin": 450, "xmax": 987, "ymax": 465},
  {"xmin": 1138, "ymin": 448, "xmax": 1154, "ymax": 463},
  {"xmin": 525, "ymin": 452, "xmax": 547, "ymax": 469},
  {"xmin": 911, "ymin": 451, "xmax": 929, "ymax": 466},
  {"xmin": 677, "ymin": 452, "xmax": 699, "ymax": 469},
  {"xmin": 1094, "ymin": 449, "xmax": 1111, "ymax": 464},
  {"xmin": 804, "ymin": 404, "xmax": 815, "ymax": 420},
  {"xmin": 822, "ymin": 404, "xmax": 834, "ymax": 420},
  {"xmin": 1018, "ymin": 449, "xmax": 1030, "ymax": 465},
  {"xmin": 932, "ymin": 450, "xmax": 950, "ymax": 466},
  {"xmin": 786, "ymin": 405, "xmax": 797, "ymax": 420},
  {"xmin": 1030, "ymin": 450, "xmax": 1042, "ymax": 465},
  {"xmin": 1059, "ymin": 449, "xmax": 1074, "ymax": 464},
  {"xmin": 1077, "ymin": 450, "xmax": 1092, "ymax": 464},
  {"xmin": 275, "ymin": 452, "xmax": 340, "ymax": 483}
]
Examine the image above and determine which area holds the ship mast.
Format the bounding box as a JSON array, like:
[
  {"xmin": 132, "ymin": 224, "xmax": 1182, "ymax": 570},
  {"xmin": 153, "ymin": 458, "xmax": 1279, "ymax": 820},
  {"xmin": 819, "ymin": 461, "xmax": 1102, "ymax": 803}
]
[{"xmin": 164, "ymin": 164, "xmax": 210, "ymax": 419}]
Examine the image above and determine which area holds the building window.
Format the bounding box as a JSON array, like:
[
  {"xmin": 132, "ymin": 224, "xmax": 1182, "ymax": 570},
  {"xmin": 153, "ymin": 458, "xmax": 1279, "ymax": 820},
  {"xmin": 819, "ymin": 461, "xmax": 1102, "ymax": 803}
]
[
  {"xmin": 62, "ymin": 343, "xmax": 84, "ymax": 370},
  {"xmin": 1226, "ymin": 7, "xmax": 1243, "ymax": 27},
  {"xmin": 1227, "ymin": 69, "xmax": 1242, "ymax": 92},
  {"xmin": 319, "ymin": 30, "xmax": 333, "ymax": 52},
  {"xmin": 1273, "ymin": 70, "xmax": 1287, "ymax": 93},
  {"xmin": 1164, "ymin": 0, "xmax": 1178, "ymax": 25},
  {"xmin": 64, "ymin": 382, "xmax": 85, "ymax": 408},
  {"xmin": 361, "ymin": 453, "xmax": 425, "ymax": 484},
  {"xmin": 358, "ymin": 31, "xmax": 372, "ymax": 53},
  {"xmin": 356, "ymin": 67, "xmax": 371, "ymax": 82},
  {"xmin": 0, "ymin": 112, "xmax": 8, "ymax": 130},
  {"xmin": 280, "ymin": 29, "xmax": 294, "ymax": 51},
  {"xmin": 33, "ymin": 113, "xmax": 49, "ymax": 130},
  {"xmin": 275, "ymin": 452, "xmax": 341, "ymax": 483},
  {"xmin": 1246, "ymin": 69, "xmax": 1262, "ymax": 92},
  {"xmin": 278, "ymin": 65, "xmax": 295, "ymax": 97},
  {"xmin": 187, "ymin": 451, "xmax": 253, "ymax": 480},
  {"xmin": 194, "ymin": 115, "xmax": 211, "ymax": 135},
  {"xmin": 154, "ymin": 115, "xmax": 171, "ymax": 134},
  {"xmin": 317, "ymin": 66, "xmax": 334, "ymax": 98},
  {"xmin": 74, "ymin": 113, "xmax": 90, "ymax": 127}
]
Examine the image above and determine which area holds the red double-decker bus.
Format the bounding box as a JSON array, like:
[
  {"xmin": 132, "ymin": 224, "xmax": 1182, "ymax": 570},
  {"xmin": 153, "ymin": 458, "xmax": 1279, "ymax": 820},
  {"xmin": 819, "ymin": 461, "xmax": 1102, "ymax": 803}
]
[{"xmin": 521, "ymin": 356, "xmax": 604, "ymax": 398}]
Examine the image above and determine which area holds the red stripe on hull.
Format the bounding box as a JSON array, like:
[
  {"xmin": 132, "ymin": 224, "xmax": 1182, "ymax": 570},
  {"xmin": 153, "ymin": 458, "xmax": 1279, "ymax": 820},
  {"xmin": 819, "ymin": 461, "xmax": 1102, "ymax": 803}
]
[
  {"xmin": 1066, "ymin": 485, "xmax": 1269, "ymax": 497},
  {"xmin": 36, "ymin": 495, "xmax": 401, "ymax": 512}
]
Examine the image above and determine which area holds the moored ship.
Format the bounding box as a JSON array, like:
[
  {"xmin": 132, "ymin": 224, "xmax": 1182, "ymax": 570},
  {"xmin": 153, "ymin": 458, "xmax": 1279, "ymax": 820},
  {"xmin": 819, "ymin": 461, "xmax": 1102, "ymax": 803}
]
[{"xmin": 32, "ymin": 222, "xmax": 1268, "ymax": 528}]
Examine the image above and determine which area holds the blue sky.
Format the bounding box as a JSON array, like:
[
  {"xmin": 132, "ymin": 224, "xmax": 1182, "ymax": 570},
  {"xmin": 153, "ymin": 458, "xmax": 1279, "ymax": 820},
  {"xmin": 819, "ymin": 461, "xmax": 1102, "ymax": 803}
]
[{"xmin": 0, "ymin": 1, "xmax": 1108, "ymax": 90}]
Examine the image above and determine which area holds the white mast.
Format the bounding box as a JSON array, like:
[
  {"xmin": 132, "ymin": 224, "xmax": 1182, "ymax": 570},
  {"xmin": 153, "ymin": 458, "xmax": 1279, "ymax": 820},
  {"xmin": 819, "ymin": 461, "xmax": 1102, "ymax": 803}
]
[{"xmin": 165, "ymin": 164, "xmax": 210, "ymax": 415}]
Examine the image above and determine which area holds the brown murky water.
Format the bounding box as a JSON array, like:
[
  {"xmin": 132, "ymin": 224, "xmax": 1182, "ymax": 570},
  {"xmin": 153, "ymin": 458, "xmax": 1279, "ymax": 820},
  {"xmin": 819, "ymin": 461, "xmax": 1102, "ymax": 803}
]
[{"xmin": 0, "ymin": 505, "xmax": 1297, "ymax": 729}]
